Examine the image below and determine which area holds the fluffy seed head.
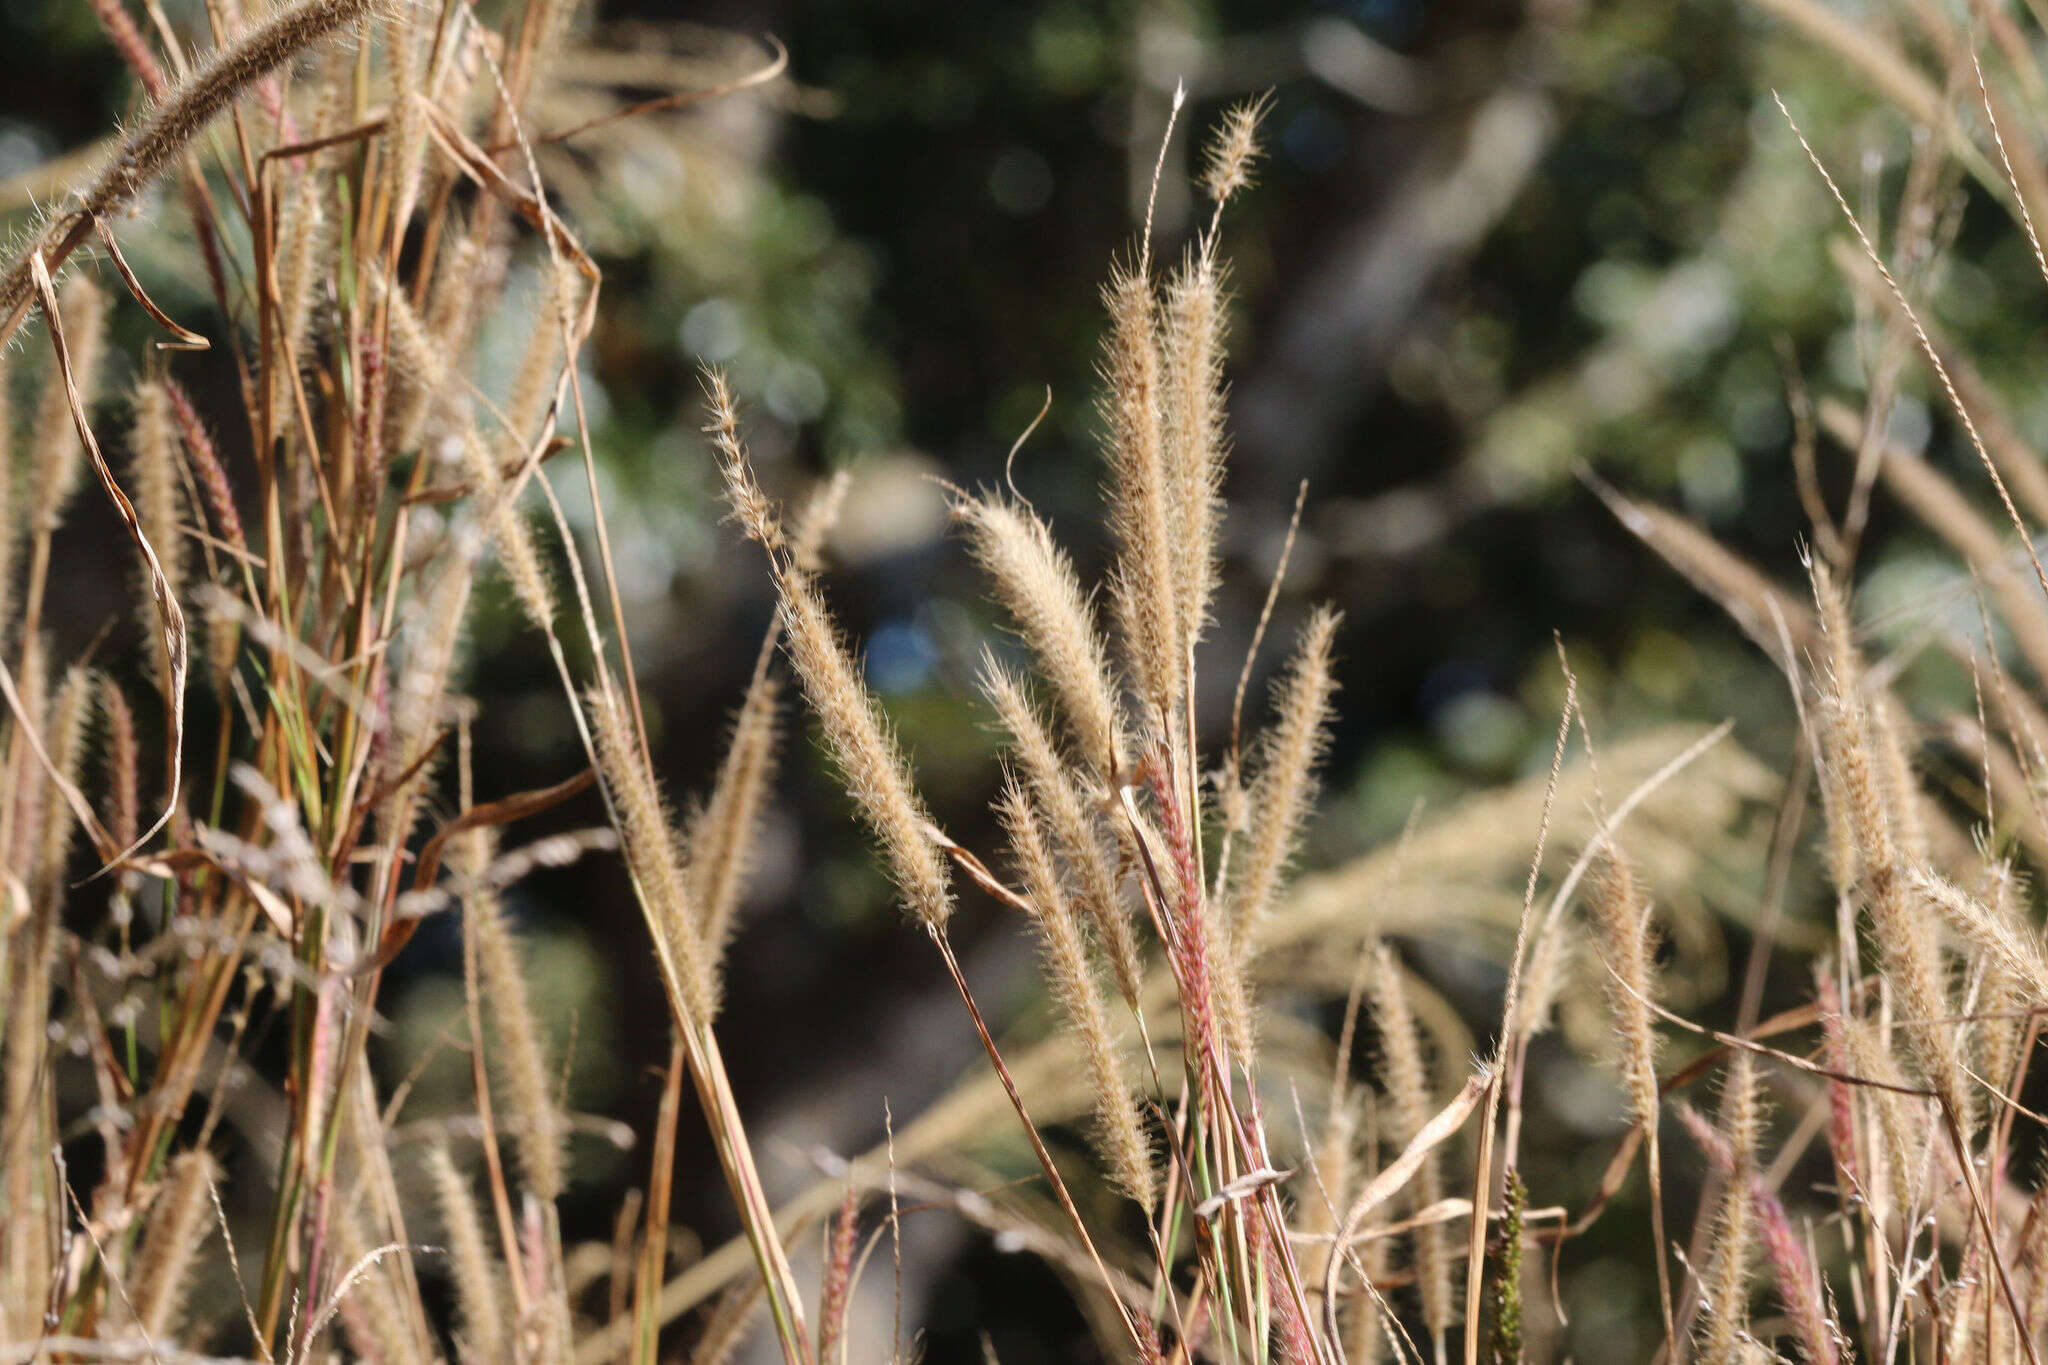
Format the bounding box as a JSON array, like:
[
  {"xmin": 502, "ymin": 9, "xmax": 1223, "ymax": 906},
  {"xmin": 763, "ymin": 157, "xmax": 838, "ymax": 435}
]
[
  {"xmin": 1099, "ymin": 262, "xmax": 1181, "ymax": 724},
  {"xmin": 777, "ymin": 565, "xmax": 952, "ymax": 928},
  {"xmin": 1159, "ymin": 250, "xmax": 1229, "ymax": 655},
  {"xmin": 1229, "ymin": 607, "xmax": 1340, "ymax": 953},
  {"xmin": 1589, "ymin": 851, "xmax": 1661, "ymax": 1128},
  {"xmin": 1200, "ymin": 96, "xmax": 1271, "ymax": 207},
  {"xmin": 130, "ymin": 379, "xmax": 185, "ymax": 694},
  {"xmin": 424, "ymin": 1140, "xmax": 509, "ymax": 1365},
  {"xmin": 703, "ymin": 368, "xmax": 784, "ymax": 552},
  {"xmin": 998, "ymin": 779, "xmax": 1155, "ymax": 1208},
  {"xmin": 588, "ymin": 684, "xmax": 716, "ymax": 1027},
  {"xmin": 127, "ymin": 1150, "xmax": 218, "ymax": 1340},
  {"xmin": 34, "ymin": 666, "xmax": 95, "ymax": 901},
  {"xmin": 457, "ymin": 829, "xmax": 563, "ymax": 1202},
  {"xmin": 0, "ymin": 0, "xmax": 377, "ymax": 333},
  {"xmin": 686, "ymin": 668, "xmax": 782, "ymax": 1001},
  {"xmin": 163, "ymin": 378, "xmax": 244, "ymax": 553},
  {"xmin": 462, "ymin": 426, "xmax": 555, "ymax": 634},
  {"xmin": 1697, "ymin": 1055, "xmax": 1761, "ymax": 1364},
  {"xmin": 952, "ymin": 491, "xmax": 1125, "ymax": 777},
  {"xmin": 980, "ymin": 657, "xmax": 1142, "ymax": 1004},
  {"xmin": 0, "ymin": 350, "xmax": 15, "ymax": 643},
  {"xmin": 1368, "ymin": 941, "xmax": 1451, "ymax": 1339}
]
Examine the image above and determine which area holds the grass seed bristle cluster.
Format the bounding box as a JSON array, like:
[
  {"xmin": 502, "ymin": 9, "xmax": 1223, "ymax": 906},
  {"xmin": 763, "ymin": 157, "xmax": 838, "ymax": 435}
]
[{"xmin": 16, "ymin": 8, "xmax": 2048, "ymax": 1365}]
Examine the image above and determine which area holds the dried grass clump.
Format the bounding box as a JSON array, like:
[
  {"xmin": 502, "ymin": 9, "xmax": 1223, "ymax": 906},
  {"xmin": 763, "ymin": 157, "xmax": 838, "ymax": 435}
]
[{"xmin": 25, "ymin": 4, "xmax": 2048, "ymax": 1364}]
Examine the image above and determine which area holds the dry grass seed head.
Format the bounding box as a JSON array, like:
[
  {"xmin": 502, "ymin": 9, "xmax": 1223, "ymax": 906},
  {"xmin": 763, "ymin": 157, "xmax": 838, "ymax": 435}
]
[
  {"xmin": 1810, "ymin": 559, "xmax": 1969, "ymax": 1124},
  {"xmin": 997, "ymin": 778, "xmax": 1156, "ymax": 1208},
  {"xmin": 382, "ymin": 550, "xmax": 475, "ymax": 837},
  {"xmin": 462, "ymin": 425, "xmax": 557, "ymax": 634},
  {"xmin": 424, "ymin": 1138, "xmax": 511, "ymax": 1365},
  {"xmin": 504, "ymin": 260, "xmax": 583, "ymax": 454},
  {"xmin": 1697, "ymin": 1054, "xmax": 1762, "ymax": 1365},
  {"xmin": 162, "ymin": 377, "xmax": 243, "ymax": 553},
  {"xmin": 951, "ymin": 491, "xmax": 1126, "ymax": 778},
  {"xmin": 129, "ymin": 378, "xmax": 184, "ymax": 694},
  {"xmin": 1229, "ymin": 605, "xmax": 1340, "ymax": 956},
  {"xmin": 1200, "ymin": 96, "xmax": 1271, "ymax": 208},
  {"xmin": 0, "ymin": 0, "xmax": 377, "ymax": 332},
  {"xmin": 702, "ymin": 367, "xmax": 783, "ymax": 552},
  {"xmin": 1367, "ymin": 940, "xmax": 1452, "ymax": 1340},
  {"xmin": 587, "ymin": 683, "xmax": 716, "ymax": 1027},
  {"xmin": 1159, "ymin": 248, "xmax": 1228, "ymax": 655},
  {"xmin": 126, "ymin": 1149, "xmax": 218, "ymax": 1340},
  {"xmin": 1589, "ymin": 851, "xmax": 1661, "ymax": 1129},
  {"xmin": 979, "ymin": 657, "xmax": 1144, "ymax": 1005},
  {"xmin": 457, "ymin": 828, "xmax": 564, "ymax": 1202},
  {"xmin": 34, "ymin": 665, "xmax": 95, "ymax": 901},
  {"xmin": 0, "ymin": 350, "xmax": 15, "ymax": 642},
  {"xmin": 703, "ymin": 373, "xmax": 949, "ymax": 924},
  {"xmin": 267, "ymin": 172, "xmax": 329, "ymax": 440},
  {"xmin": 777, "ymin": 563, "xmax": 952, "ymax": 929},
  {"xmin": 1099, "ymin": 262, "xmax": 1182, "ymax": 724},
  {"xmin": 97, "ymin": 675, "xmax": 138, "ymax": 856},
  {"xmin": 685, "ymin": 668, "xmax": 782, "ymax": 999}
]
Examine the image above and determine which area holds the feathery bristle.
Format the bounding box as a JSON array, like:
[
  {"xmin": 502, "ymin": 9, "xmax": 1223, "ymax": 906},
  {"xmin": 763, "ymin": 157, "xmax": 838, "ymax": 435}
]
[
  {"xmin": 383, "ymin": 551, "xmax": 474, "ymax": 836},
  {"xmin": 0, "ymin": 0, "xmax": 377, "ymax": 335},
  {"xmin": 1589, "ymin": 851, "xmax": 1661, "ymax": 1129},
  {"xmin": 267, "ymin": 172, "xmax": 327, "ymax": 439},
  {"xmin": 998, "ymin": 779, "xmax": 1156, "ymax": 1208},
  {"xmin": 1841, "ymin": 1014, "xmax": 1916, "ymax": 1217},
  {"xmin": 1160, "ymin": 248, "xmax": 1228, "ymax": 653},
  {"xmin": 424, "ymin": 1140, "xmax": 510, "ymax": 1365},
  {"xmin": 1913, "ymin": 864, "xmax": 2048, "ymax": 1003},
  {"xmin": 703, "ymin": 369, "xmax": 784, "ymax": 552},
  {"xmin": 980, "ymin": 658, "xmax": 1143, "ymax": 1004},
  {"xmin": 1368, "ymin": 941, "xmax": 1452, "ymax": 1342},
  {"xmin": 686, "ymin": 669, "xmax": 782, "ymax": 997},
  {"xmin": 127, "ymin": 1149, "xmax": 218, "ymax": 1340},
  {"xmin": 790, "ymin": 469, "xmax": 853, "ymax": 575},
  {"xmin": 1697, "ymin": 1055, "xmax": 1760, "ymax": 1364},
  {"xmin": 374, "ymin": 262, "xmax": 450, "ymax": 456},
  {"xmin": 505, "ymin": 262, "xmax": 581, "ymax": 453},
  {"xmin": 588, "ymin": 684, "xmax": 717, "ymax": 1027},
  {"xmin": 330, "ymin": 1195, "xmax": 419, "ymax": 1365},
  {"xmin": 1229, "ymin": 607, "xmax": 1340, "ymax": 955},
  {"xmin": 702, "ymin": 374, "xmax": 948, "ymax": 925},
  {"xmin": 951, "ymin": 491, "xmax": 1126, "ymax": 777},
  {"xmin": 1100, "ymin": 263, "xmax": 1182, "ymax": 724},
  {"xmin": 33, "ymin": 666, "xmax": 94, "ymax": 901},
  {"xmin": 162, "ymin": 378, "xmax": 244, "ymax": 553},
  {"xmin": 1199, "ymin": 97, "xmax": 1270, "ymax": 208},
  {"xmin": 817, "ymin": 1185, "xmax": 860, "ymax": 1365},
  {"xmin": 98, "ymin": 676, "xmax": 138, "ymax": 857},
  {"xmin": 382, "ymin": 4, "xmax": 426, "ymax": 227},
  {"xmin": 1810, "ymin": 560, "xmax": 1969, "ymax": 1130},
  {"xmin": 458, "ymin": 829, "xmax": 564, "ymax": 1203},
  {"xmin": 130, "ymin": 379, "xmax": 185, "ymax": 695},
  {"xmin": 29, "ymin": 273, "xmax": 108, "ymax": 532},
  {"xmin": 776, "ymin": 565, "xmax": 951, "ymax": 928},
  {"xmin": 463, "ymin": 426, "xmax": 556, "ymax": 634}
]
